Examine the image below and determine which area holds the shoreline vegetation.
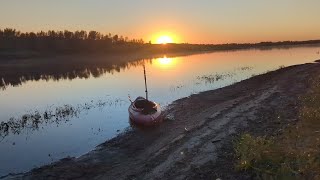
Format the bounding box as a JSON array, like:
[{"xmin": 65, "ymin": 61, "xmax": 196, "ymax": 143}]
[
  {"xmin": 235, "ymin": 73, "xmax": 320, "ymax": 179},
  {"xmin": 1, "ymin": 28, "xmax": 320, "ymax": 59}
]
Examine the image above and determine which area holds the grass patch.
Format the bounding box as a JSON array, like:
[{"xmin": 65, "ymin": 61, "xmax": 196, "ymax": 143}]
[{"xmin": 234, "ymin": 75, "xmax": 320, "ymax": 179}]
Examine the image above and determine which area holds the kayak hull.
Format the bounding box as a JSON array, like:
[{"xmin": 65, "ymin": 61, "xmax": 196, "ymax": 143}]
[{"xmin": 128, "ymin": 97, "xmax": 162, "ymax": 126}]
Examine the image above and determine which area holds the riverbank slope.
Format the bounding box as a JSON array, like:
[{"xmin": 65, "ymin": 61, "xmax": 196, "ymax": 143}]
[{"xmin": 5, "ymin": 60, "xmax": 320, "ymax": 180}]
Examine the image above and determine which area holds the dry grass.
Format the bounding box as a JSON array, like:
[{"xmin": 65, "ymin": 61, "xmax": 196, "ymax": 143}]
[{"xmin": 234, "ymin": 74, "xmax": 320, "ymax": 179}]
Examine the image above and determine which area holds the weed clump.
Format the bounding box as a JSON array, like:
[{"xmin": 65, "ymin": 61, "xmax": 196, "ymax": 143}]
[{"xmin": 234, "ymin": 75, "xmax": 320, "ymax": 179}]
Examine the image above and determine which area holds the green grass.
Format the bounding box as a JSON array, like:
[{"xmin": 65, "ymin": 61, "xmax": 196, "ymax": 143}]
[{"xmin": 234, "ymin": 75, "xmax": 320, "ymax": 180}]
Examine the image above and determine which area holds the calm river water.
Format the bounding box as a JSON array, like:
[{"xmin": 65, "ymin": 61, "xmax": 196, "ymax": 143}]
[{"xmin": 0, "ymin": 46, "xmax": 320, "ymax": 176}]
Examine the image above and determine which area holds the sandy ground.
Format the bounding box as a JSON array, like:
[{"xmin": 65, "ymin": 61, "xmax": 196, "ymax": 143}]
[{"xmin": 4, "ymin": 60, "xmax": 320, "ymax": 180}]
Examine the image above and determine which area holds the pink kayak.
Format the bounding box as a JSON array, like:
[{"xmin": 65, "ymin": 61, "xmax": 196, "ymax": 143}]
[{"xmin": 128, "ymin": 97, "xmax": 162, "ymax": 126}]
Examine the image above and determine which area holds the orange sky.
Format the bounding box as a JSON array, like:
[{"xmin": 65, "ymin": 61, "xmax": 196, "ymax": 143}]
[{"xmin": 1, "ymin": 0, "xmax": 320, "ymax": 44}]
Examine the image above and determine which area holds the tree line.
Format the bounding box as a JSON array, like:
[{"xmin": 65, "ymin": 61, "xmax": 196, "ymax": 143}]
[
  {"xmin": 0, "ymin": 28, "xmax": 145, "ymax": 53},
  {"xmin": 1, "ymin": 28, "xmax": 320, "ymax": 55}
]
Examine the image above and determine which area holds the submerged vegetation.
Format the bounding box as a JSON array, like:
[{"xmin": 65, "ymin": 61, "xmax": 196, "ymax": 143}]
[
  {"xmin": 168, "ymin": 66, "xmax": 254, "ymax": 93},
  {"xmin": 234, "ymin": 74, "xmax": 320, "ymax": 179},
  {"xmin": 0, "ymin": 98, "xmax": 126, "ymax": 142},
  {"xmin": 196, "ymin": 66, "xmax": 253, "ymax": 84}
]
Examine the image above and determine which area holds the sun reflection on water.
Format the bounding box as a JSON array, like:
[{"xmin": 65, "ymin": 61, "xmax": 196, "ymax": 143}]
[{"xmin": 154, "ymin": 56, "xmax": 176, "ymax": 69}]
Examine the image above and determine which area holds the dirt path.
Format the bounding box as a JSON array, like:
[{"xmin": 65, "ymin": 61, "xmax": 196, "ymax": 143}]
[{"xmin": 6, "ymin": 61, "xmax": 320, "ymax": 180}]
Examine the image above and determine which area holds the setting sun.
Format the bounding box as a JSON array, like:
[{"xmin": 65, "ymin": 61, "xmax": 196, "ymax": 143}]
[{"xmin": 156, "ymin": 35, "xmax": 174, "ymax": 44}]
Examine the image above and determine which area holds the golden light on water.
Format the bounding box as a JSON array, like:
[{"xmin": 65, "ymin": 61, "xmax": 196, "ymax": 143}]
[
  {"xmin": 154, "ymin": 56, "xmax": 177, "ymax": 69},
  {"xmin": 158, "ymin": 56, "xmax": 172, "ymax": 65}
]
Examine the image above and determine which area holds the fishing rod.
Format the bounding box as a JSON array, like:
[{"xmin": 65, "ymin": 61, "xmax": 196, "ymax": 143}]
[{"xmin": 143, "ymin": 64, "xmax": 148, "ymax": 100}]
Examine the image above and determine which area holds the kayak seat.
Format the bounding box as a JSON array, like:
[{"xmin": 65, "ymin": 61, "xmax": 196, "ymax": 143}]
[{"xmin": 134, "ymin": 99, "xmax": 157, "ymax": 114}]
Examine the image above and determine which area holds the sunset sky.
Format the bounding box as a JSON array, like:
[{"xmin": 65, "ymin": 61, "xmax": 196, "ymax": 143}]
[{"xmin": 1, "ymin": 0, "xmax": 320, "ymax": 44}]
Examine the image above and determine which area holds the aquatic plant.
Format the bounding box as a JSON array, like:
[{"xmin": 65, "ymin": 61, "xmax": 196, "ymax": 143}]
[
  {"xmin": 197, "ymin": 72, "xmax": 235, "ymax": 84},
  {"xmin": 169, "ymin": 84, "xmax": 185, "ymax": 92},
  {"xmin": 236, "ymin": 66, "xmax": 253, "ymax": 71},
  {"xmin": 0, "ymin": 98, "xmax": 127, "ymax": 141},
  {"xmin": 196, "ymin": 66, "xmax": 253, "ymax": 85}
]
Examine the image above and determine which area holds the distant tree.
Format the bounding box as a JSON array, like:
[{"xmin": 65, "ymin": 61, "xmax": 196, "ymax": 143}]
[
  {"xmin": 48, "ymin": 30, "xmax": 57, "ymax": 39},
  {"xmin": 3, "ymin": 28, "xmax": 18, "ymax": 38},
  {"xmin": 57, "ymin": 31, "xmax": 64, "ymax": 39},
  {"xmin": 138, "ymin": 39, "xmax": 144, "ymax": 44},
  {"xmin": 112, "ymin": 35, "xmax": 119, "ymax": 43},
  {"xmin": 74, "ymin": 31, "xmax": 82, "ymax": 40},
  {"xmin": 96, "ymin": 32, "xmax": 102, "ymax": 40},
  {"xmin": 88, "ymin": 31, "xmax": 98, "ymax": 40},
  {"xmin": 19, "ymin": 33, "xmax": 26, "ymax": 38},
  {"xmin": 63, "ymin": 30, "xmax": 73, "ymax": 40},
  {"xmin": 73, "ymin": 31, "xmax": 87, "ymax": 40},
  {"xmin": 79, "ymin": 30, "xmax": 87, "ymax": 40},
  {"xmin": 37, "ymin": 31, "xmax": 46, "ymax": 38},
  {"xmin": 29, "ymin": 32, "xmax": 37, "ymax": 39}
]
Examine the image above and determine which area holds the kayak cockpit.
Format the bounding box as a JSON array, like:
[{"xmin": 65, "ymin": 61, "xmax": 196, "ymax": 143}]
[{"xmin": 132, "ymin": 97, "xmax": 157, "ymax": 114}]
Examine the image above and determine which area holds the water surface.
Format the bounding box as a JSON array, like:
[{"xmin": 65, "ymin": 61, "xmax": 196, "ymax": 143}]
[{"xmin": 1, "ymin": 46, "xmax": 320, "ymax": 176}]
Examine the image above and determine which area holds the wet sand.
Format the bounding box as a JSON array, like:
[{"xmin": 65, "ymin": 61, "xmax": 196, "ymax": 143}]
[{"xmin": 4, "ymin": 60, "xmax": 320, "ymax": 180}]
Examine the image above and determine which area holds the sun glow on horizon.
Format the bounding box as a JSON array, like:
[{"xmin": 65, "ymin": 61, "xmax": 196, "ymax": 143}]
[{"xmin": 156, "ymin": 35, "xmax": 174, "ymax": 44}]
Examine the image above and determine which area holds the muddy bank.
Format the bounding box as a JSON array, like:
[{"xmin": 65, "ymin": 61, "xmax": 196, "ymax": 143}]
[{"xmin": 4, "ymin": 60, "xmax": 320, "ymax": 180}]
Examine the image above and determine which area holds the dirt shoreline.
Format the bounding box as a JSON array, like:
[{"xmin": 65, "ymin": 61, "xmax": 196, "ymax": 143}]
[{"xmin": 4, "ymin": 60, "xmax": 320, "ymax": 180}]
